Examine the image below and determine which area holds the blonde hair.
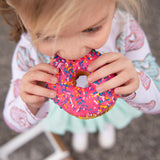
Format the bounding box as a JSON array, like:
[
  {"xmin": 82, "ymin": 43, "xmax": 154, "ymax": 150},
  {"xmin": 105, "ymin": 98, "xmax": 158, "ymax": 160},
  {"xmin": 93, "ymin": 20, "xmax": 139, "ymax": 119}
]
[{"xmin": 0, "ymin": 0, "xmax": 145, "ymax": 42}]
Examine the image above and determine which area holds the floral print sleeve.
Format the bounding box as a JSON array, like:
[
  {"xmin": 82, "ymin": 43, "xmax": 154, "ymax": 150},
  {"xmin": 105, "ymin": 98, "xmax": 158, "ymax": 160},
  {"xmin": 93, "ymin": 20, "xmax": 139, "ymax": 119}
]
[
  {"xmin": 116, "ymin": 13, "xmax": 160, "ymax": 114},
  {"xmin": 3, "ymin": 34, "xmax": 49, "ymax": 132}
]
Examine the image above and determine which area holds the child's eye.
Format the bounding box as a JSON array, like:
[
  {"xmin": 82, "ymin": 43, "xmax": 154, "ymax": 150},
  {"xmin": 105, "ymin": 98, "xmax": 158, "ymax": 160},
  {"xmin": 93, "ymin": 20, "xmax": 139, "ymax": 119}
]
[
  {"xmin": 83, "ymin": 26, "xmax": 102, "ymax": 33},
  {"xmin": 43, "ymin": 36, "xmax": 55, "ymax": 42}
]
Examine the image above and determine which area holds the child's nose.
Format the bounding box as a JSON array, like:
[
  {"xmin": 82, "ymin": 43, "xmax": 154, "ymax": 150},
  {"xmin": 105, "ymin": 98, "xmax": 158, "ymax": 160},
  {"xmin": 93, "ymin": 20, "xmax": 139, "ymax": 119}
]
[
  {"xmin": 57, "ymin": 37, "xmax": 85, "ymax": 59},
  {"xmin": 57, "ymin": 46, "xmax": 89, "ymax": 60}
]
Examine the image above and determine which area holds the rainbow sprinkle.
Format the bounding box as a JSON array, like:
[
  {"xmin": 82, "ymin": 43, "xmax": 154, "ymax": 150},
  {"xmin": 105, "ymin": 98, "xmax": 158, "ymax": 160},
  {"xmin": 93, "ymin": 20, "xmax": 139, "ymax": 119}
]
[{"xmin": 46, "ymin": 50, "xmax": 119, "ymax": 119}]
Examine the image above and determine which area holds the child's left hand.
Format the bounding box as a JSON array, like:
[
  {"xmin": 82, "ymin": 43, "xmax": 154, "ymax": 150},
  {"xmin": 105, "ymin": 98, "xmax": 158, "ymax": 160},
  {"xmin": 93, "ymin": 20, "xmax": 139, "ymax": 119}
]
[{"xmin": 87, "ymin": 52, "xmax": 140, "ymax": 95}]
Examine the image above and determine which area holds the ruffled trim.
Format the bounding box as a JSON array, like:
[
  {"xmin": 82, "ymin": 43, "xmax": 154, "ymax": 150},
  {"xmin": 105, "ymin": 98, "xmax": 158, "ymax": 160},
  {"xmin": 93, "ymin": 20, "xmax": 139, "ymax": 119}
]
[{"xmin": 43, "ymin": 98, "xmax": 142, "ymax": 135}]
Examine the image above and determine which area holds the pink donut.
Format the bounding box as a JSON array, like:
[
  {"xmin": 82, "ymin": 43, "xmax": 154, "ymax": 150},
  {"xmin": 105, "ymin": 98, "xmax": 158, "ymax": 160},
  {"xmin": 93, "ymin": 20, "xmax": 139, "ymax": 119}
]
[{"xmin": 47, "ymin": 50, "xmax": 119, "ymax": 119}]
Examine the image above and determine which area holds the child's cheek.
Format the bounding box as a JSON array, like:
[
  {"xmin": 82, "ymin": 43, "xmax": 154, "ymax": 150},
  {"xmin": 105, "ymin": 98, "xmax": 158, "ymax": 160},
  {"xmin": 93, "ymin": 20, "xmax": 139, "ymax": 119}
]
[{"xmin": 36, "ymin": 42, "xmax": 55, "ymax": 56}]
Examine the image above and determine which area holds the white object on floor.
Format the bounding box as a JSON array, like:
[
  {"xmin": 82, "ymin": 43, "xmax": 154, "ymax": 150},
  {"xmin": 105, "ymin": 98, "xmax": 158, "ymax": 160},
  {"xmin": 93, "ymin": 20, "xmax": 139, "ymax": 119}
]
[
  {"xmin": 98, "ymin": 123, "xmax": 116, "ymax": 149},
  {"xmin": 0, "ymin": 122, "xmax": 70, "ymax": 160},
  {"xmin": 72, "ymin": 129, "xmax": 88, "ymax": 153}
]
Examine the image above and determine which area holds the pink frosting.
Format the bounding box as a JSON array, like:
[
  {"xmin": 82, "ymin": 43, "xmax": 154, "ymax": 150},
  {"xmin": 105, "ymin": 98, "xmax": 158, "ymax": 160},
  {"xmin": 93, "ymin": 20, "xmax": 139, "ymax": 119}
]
[{"xmin": 47, "ymin": 50, "xmax": 119, "ymax": 119}]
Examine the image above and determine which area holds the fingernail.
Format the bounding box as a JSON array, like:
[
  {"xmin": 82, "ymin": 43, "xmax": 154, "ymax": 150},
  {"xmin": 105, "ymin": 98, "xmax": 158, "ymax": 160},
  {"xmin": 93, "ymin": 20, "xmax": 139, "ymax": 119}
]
[
  {"xmin": 50, "ymin": 92, "xmax": 56, "ymax": 98},
  {"xmin": 96, "ymin": 86, "xmax": 103, "ymax": 93},
  {"xmin": 88, "ymin": 76, "xmax": 93, "ymax": 82},
  {"xmin": 53, "ymin": 68, "xmax": 59, "ymax": 74},
  {"xmin": 87, "ymin": 66, "xmax": 92, "ymax": 72},
  {"xmin": 52, "ymin": 77, "xmax": 57, "ymax": 83}
]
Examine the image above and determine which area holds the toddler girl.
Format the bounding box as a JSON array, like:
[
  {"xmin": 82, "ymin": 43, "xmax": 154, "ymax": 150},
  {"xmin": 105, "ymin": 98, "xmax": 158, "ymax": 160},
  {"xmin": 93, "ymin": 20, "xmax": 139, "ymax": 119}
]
[{"xmin": 1, "ymin": 0, "xmax": 160, "ymax": 153}]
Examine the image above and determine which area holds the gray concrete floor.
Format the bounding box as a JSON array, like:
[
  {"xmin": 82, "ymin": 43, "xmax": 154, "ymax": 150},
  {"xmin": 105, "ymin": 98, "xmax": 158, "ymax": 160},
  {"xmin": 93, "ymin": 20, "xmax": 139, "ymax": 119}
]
[{"xmin": 0, "ymin": 0, "xmax": 160, "ymax": 160}]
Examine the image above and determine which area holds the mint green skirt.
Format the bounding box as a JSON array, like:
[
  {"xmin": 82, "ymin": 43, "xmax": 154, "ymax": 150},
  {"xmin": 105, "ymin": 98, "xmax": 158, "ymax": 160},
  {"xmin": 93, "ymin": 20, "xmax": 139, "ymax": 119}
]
[{"xmin": 43, "ymin": 98, "xmax": 142, "ymax": 135}]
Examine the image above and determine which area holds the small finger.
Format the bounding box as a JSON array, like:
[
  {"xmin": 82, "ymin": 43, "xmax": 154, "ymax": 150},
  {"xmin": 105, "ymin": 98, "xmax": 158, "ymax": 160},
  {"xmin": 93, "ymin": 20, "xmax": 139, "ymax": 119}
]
[
  {"xmin": 26, "ymin": 70, "xmax": 58, "ymax": 84},
  {"xmin": 21, "ymin": 92, "xmax": 47, "ymax": 106},
  {"xmin": 88, "ymin": 60, "xmax": 123, "ymax": 83},
  {"xmin": 24, "ymin": 83, "xmax": 57, "ymax": 99},
  {"xmin": 96, "ymin": 72, "xmax": 130, "ymax": 93},
  {"xmin": 30, "ymin": 63, "xmax": 59, "ymax": 74},
  {"xmin": 115, "ymin": 79, "xmax": 139, "ymax": 95},
  {"xmin": 88, "ymin": 52, "xmax": 121, "ymax": 72}
]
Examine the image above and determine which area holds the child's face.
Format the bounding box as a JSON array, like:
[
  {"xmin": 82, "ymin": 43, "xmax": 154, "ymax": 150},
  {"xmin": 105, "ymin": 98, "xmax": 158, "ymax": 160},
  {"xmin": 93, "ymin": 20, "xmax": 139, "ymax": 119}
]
[{"xmin": 22, "ymin": 0, "xmax": 116, "ymax": 60}]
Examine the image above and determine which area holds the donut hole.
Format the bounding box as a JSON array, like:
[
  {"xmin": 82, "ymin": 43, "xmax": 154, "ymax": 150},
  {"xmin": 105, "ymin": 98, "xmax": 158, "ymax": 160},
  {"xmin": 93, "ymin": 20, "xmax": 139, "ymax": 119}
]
[{"xmin": 73, "ymin": 71, "xmax": 89, "ymax": 88}]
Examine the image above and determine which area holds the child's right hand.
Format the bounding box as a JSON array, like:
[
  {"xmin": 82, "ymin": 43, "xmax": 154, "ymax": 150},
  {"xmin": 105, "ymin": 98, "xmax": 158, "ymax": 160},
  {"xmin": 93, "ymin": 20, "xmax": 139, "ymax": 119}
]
[{"xmin": 20, "ymin": 63, "xmax": 58, "ymax": 114}]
